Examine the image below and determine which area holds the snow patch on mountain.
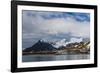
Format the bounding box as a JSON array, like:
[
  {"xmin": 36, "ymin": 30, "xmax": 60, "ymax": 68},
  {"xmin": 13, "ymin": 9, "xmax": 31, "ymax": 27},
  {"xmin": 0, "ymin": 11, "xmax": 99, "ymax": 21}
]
[
  {"xmin": 52, "ymin": 39, "xmax": 67, "ymax": 48},
  {"xmin": 70, "ymin": 38, "xmax": 83, "ymax": 43},
  {"xmin": 52, "ymin": 38, "xmax": 83, "ymax": 48}
]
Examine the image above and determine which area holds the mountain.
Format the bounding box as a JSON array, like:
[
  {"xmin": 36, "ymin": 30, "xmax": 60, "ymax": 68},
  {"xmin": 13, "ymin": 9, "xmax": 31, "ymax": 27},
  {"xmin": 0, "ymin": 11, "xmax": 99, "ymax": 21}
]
[
  {"xmin": 51, "ymin": 39, "xmax": 67, "ymax": 48},
  {"xmin": 23, "ymin": 40, "xmax": 57, "ymax": 52},
  {"xmin": 52, "ymin": 37, "xmax": 83, "ymax": 48},
  {"xmin": 83, "ymin": 38, "xmax": 90, "ymax": 42},
  {"xmin": 23, "ymin": 37, "xmax": 88, "ymax": 52},
  {"xmin": 23, "ymin": 37, "xmax": 90, "ymax": 55}
]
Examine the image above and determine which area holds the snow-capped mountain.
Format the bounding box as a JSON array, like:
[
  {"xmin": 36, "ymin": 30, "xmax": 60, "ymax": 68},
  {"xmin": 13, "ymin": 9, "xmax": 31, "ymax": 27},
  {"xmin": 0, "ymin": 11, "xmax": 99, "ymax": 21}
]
[
  {"xmin": 69, "ymin": 37, "xmax": 83, "ymax": 43},
  {"xmin": 52, "ymin": 38, "xmax": 83, "ymax": 48},
  {"xmin": 23, "ymin": 37, "xmax": 84, "ymax": 52},
  {"xmin": 52, "ymin": 39, "xmax": 67, "ymax": 48}
]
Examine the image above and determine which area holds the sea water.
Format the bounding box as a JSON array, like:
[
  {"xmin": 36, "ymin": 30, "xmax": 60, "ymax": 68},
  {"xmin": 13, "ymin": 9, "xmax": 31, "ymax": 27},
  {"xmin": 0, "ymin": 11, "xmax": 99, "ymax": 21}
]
[{"xmin": 22, "ymin": 54, "xmax": 90, "ymax": 62}]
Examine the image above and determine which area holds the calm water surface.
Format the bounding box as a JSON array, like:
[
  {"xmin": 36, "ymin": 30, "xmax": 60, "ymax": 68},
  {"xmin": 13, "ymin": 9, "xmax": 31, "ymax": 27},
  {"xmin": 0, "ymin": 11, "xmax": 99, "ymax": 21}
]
[{"xmin": 22, "ymin": 54, "xmax": 90, "ymax": 62}]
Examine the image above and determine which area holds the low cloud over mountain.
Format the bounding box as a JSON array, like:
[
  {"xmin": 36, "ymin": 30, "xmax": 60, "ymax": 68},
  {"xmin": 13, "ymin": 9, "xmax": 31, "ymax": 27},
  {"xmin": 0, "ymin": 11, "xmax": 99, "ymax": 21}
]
[{"xmin": 22, "ymin": 11, "xmax": 90, "ymax": 49}]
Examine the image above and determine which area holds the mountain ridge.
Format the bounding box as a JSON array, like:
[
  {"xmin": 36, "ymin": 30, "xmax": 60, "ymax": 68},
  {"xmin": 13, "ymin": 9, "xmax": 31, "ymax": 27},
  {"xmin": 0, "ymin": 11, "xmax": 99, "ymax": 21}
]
[{"xmin": 23, "ymin": 37, "xmax": 89, "ymax": 52}]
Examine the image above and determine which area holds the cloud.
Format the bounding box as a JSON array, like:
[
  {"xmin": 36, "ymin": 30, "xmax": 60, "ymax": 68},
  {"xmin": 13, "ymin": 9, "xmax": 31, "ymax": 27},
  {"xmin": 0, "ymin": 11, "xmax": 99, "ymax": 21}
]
[{"xmin": 22, "ymin": 10, "xmax": 90, "ymax": 48}]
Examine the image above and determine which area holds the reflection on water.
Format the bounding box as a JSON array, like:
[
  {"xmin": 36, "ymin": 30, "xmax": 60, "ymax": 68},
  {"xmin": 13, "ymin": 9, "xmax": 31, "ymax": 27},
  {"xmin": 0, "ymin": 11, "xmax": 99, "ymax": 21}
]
[{"xmin": 22, "ymin": 54, "xmax": 90, "ymax": 62}]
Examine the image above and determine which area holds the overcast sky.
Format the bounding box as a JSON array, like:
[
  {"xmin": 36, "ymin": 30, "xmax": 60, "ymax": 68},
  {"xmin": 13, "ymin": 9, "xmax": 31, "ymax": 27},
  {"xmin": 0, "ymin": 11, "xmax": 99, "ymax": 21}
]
[{"xmin": 22, "ymin": 10, "xmax": 90, "ymax": 49}]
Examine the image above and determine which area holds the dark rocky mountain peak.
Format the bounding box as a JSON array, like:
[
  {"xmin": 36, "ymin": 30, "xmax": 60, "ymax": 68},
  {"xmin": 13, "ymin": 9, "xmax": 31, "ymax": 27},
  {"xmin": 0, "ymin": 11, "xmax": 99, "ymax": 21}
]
[{"xmin": 23, "ymin": 40, "xmax": 57, "ymax": 52}]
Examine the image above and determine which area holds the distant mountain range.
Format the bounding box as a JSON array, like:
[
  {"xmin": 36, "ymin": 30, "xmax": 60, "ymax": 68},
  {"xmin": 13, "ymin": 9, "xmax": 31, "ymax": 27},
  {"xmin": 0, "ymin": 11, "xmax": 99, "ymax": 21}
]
[
  {"xmin": 23, "ymin": 37, "xmax": 89, "ymax": 53},
  {"xmin": 52, "ymin": 38, "xmax": 83, "ymax": 48}
]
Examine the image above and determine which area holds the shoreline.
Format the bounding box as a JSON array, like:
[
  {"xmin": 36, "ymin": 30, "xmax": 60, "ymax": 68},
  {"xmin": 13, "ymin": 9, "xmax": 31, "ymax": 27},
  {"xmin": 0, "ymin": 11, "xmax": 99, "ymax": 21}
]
[
  {"xmin": 22, "ymin": 53, "xmax": 90, "ymax": 56},
  {"xmin": 23, "ymin": 50, "xmax": 90, "ymax": 55}
]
